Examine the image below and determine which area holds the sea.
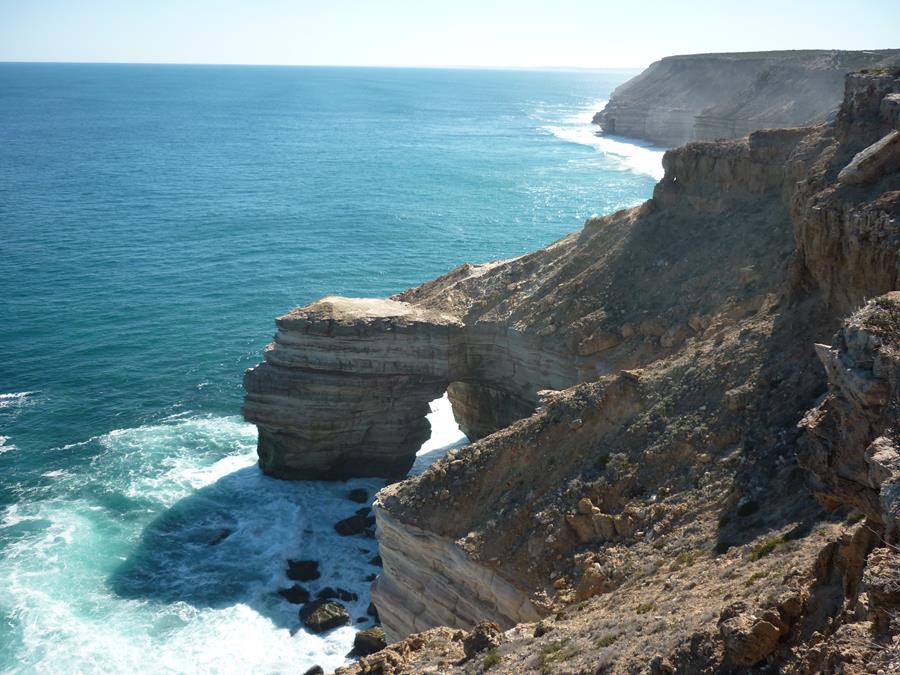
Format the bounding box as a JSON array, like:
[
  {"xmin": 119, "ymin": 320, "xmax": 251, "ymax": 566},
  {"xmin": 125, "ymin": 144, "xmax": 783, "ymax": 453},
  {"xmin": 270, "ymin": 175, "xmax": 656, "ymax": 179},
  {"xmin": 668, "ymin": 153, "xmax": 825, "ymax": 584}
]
[{"xmin": 0, "ymin": 63, "xmax": 663, "ymax": 674}]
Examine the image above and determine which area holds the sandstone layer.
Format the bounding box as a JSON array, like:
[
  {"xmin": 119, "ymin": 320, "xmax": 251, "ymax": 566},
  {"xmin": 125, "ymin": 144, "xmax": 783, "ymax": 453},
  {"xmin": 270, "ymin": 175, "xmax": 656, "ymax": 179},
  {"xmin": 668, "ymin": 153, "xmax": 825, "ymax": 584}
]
[
  {"xmin": 242, "ymin": 295, "xmax": 577, "ymax": 479},
  {"xmin": 245, "ymin": 67, "xmax": 900, "ymax": 673},
  {"xmin": 371, "ymin": 504, "xmax": 542, "ymax": 643},
  {"xmin": 593, "ymin": 50, "xmax": 900, "ymax": 147},
  {"xmin": 242, "ymin": 297, "xmax": 461, "ymax": 479}
]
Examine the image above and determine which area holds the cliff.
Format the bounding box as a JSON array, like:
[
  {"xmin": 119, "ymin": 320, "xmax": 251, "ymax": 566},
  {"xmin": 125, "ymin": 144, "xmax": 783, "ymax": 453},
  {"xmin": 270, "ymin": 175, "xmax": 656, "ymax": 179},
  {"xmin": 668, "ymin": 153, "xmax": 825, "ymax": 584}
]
[
  {"xmin": 593, "ymin": 50, "xmax": 900, "ymax": 147},
  {"xmin": 244, "ymin": 67, "xmax": 900, "ymax": 672}
]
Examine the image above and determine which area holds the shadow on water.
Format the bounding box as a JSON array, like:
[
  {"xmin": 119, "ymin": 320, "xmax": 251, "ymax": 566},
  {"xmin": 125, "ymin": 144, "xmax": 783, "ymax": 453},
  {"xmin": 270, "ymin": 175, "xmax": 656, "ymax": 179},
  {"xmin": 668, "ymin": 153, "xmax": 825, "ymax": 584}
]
[
  {"xmin": 107, "ymin": 464, "xmax": 382, "ymax": 632},
  {"xmin": 107, "ymin": 394, "xmax": 467, "ymax": 635}
]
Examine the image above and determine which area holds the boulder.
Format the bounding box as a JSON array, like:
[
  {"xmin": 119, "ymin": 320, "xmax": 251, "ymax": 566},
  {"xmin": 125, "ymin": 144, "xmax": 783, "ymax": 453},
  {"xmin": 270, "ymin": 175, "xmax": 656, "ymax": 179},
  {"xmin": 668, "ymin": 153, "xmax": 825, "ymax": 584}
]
[
  {"xmin": 334, "ymin": 513, "xmax": 375, "ymax": 536},
  {"xmin": 718, "ymin": 603, "xmax": 784, "ymax": 667},
  {"xmin": 348, "ymin": 488, "xmax": 369, "ymax": 503},
  {"xmin": 354, "ymin": 626, "xmax": 387, "ymax": 655},
  {"xmin": 287, "ymin": 559, "xmax": 321, "ymax": 582},
  {"xmin": 837, "ymin": 130, "xmax": 900, "ymax": 185},
  {"xmin": 462, "ymin": 620, "xmax": 504, "ymax": 659},
  {"xmin": 316, "ymin": 586, "xmax": 358, "ymax": 602},
  {"xmin": 300, "ymin": 601, "xmax": 350, "ymax": 633},
  {"xmin": 277, "ymin": 584, "xmax": 310, "ymax": 604}
]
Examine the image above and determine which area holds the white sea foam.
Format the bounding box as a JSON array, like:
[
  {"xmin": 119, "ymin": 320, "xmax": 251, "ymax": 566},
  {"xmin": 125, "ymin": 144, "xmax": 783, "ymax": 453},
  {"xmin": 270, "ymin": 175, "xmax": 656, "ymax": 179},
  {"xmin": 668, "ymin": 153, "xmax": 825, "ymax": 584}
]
[
  {"xmin": 540, "ymin": 100, "xmax": 666, "ymax": 180},
  {"xmin": 0, "ymin": 436, "xmax": 14, "ymax": 454},
  {"xmin": 0, "ymin": 391, "xmax": 35, "ymax": 410},
  {"xmin": 0, "ymin": 391, "xmax": 34, "ymax": 400},
  {"xmin": 1, "ymin": 403, "xmax": 464, "ymax": 674},
  {"xmin": 412, "ymin": 393, "xmax": 468, "ymax": 474}
]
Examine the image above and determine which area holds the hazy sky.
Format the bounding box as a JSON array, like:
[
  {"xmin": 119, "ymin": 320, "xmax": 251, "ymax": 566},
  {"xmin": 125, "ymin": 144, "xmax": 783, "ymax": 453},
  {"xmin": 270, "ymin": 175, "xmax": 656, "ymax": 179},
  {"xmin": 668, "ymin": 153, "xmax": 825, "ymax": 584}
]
[{"xmin": 1, "ymin": 0, "xmax": 898, "ymax": 69}]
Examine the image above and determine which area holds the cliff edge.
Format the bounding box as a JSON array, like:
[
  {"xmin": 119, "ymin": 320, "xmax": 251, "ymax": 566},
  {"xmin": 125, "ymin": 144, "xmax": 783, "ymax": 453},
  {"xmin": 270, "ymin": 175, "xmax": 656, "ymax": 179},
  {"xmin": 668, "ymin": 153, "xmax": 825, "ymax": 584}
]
[
  {"xmin": 244, "ymin": 67, "xmax": 900, "ymax": 673},
  {"xmin": 593, "ymin": 50, "xmax": 900, "ymax": 147}
]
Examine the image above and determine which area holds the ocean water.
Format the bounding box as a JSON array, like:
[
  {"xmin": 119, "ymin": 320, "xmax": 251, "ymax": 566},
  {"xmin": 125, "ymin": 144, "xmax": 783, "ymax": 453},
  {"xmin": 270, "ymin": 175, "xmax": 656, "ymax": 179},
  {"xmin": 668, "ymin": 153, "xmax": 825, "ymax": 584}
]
[{"xmin": 0, "ymin": 64, "xmax": 661, "ymax": 673}]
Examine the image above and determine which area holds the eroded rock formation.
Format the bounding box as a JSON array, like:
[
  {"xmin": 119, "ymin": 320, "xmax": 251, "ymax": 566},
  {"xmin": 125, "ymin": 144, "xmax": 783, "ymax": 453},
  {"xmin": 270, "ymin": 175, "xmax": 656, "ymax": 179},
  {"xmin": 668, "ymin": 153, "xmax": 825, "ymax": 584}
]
[
  {"xmin": 243, "ymin": 298, "xmax": 460, "ymax": 479},
  {"xmin": 593, "ymin": 50, "xmax": 900, "ymax": 147},
  {"xmin": 800, "ymin": 292, "xmax": 900, "ymax": 538},
  {"xmin": 242, "ymin": 296, "xmax": 577, "ymax": 479},
  {"xmin": 371, "ymin": 505, "xmax": 542, "ymax": 643},
  {"xmin": 245, "ymin": 66, "xmax": 900, "ymax": 673}
]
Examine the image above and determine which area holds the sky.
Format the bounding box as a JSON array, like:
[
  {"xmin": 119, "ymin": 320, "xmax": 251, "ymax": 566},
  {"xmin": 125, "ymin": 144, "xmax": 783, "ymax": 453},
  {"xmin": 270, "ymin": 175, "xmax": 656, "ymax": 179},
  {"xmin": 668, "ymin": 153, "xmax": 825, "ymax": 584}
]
[{"xmin": 0, "ymin": 0, "xmax": 898, "ymax": 69}]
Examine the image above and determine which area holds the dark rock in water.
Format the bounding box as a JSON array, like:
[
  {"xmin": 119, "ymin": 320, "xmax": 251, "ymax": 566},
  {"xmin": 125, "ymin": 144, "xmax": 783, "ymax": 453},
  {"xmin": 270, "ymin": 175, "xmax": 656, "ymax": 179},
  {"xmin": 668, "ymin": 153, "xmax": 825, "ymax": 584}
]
[
  {"xmin": 356, "ymin": 617, "xmax": 367, "ymax": 623},
  {"xmin": 207, "ymin": 528, "xmax": 233, "ymax": 546},
  {"xmin": 334, "ymin": 514, "xmax": 370, "ymax": 536},
  {"xmin": 367, "ymin": 602, "xmax": 379, "ymax": 619},
  {"xmin": 354, "ymin": 626, "xmax": 386, "ymax": 655},
  {"xmin": 364, "ymin": 573, "xmax": 377, "ymax": 582},
  {"xmin": 277, "ymin": 584, "xmax": 310, "ymax": 604},
  {"xmin": 347, "ymin": 488, "xmax": 368, "ymax": 503},
  {"xmin": 369, "ymin": 554, "xmax": 383, "ymax": 567},
  {"xmin": 287, "ymin": 559, "xmax": 320, "ymax": 581},
  {"xmin": 300, "ymin": 600, "xmax": 349, "ymax": 633},
  {"xmin": 316, "ymin": 586, "xmax": 358, "ymax": 602},
  {"xmin": 302, "ymin": 667, "xmax": 324, "ymax": 675},
  {"xmin": 355, "ymin": 506, "xmax": 372, "ymax": 517}
]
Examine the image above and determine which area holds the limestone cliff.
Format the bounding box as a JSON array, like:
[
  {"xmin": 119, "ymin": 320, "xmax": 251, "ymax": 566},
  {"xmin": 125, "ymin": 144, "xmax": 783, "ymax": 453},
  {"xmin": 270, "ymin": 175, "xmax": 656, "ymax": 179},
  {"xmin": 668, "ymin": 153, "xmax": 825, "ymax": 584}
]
[
  {"xmin": 245, "ymin": 67, "xmax": 900, "ymax": 673},
  {"xmin": 800, "ymin": 293, "xmax": 900, "ymax": 539},
  {"xmin": 242, "ymin": 298, "xmax": 462, "ymax": 479},
  {"xmin": 593, "ymin": 50, "xmax": 900, "ymax": 147}
]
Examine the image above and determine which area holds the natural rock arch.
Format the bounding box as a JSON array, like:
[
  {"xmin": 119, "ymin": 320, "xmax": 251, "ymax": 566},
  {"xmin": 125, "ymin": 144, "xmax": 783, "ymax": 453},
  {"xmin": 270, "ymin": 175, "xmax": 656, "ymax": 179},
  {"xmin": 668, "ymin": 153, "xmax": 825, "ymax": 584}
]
[{"xmin": 242, "ymin": 296, "xmax": 579, "ymax": 479}]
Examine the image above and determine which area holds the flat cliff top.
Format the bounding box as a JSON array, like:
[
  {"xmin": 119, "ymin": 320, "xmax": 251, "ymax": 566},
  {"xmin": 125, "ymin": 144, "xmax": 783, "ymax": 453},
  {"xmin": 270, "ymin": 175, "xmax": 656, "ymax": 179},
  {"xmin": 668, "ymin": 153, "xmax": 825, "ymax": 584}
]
[
  {"xmin": 364, "ymin": 69, "xmax": 900, "ymax": 672},
  {"xmin": 652, "ymin": 49, "xmax": 900, "ymax": 65},
  {"xmin": 278, "ymin": 295, "xmax": 462, "ymax": 327},
  {"xmin": 594, "ymin": 49, "xmax": 900, "ymax": 147}
]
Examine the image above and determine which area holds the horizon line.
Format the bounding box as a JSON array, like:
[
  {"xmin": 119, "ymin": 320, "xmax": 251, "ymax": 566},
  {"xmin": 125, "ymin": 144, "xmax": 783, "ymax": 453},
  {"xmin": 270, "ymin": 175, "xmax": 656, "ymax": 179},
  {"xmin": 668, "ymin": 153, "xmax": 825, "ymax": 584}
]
[
  {"xmin": 0, "ymin": 59, "xmax": 648, "ymax": 72},
  {"xmin": 3, "ymin": 47, "xmax": 898, "ymax": 72}
]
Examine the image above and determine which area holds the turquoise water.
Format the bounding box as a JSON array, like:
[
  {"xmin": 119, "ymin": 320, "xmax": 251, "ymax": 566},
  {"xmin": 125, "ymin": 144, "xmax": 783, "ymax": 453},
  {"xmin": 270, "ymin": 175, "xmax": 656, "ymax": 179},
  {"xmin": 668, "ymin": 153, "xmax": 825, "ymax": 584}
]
[{"xmin": 0, "ymin": 64, "xmax": 660, "ymax": 673}]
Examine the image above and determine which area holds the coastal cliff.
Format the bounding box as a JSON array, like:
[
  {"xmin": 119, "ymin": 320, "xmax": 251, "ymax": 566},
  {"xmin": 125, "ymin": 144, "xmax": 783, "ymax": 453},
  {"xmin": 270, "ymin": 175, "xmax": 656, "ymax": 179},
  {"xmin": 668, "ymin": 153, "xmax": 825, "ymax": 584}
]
[
  {"xmin": 245, "ymin": 67, "xmax": 900, "ymax": 672},
  {"xmin": 593, "ymin": 50, "xmax": 900, "ymax": 147}
]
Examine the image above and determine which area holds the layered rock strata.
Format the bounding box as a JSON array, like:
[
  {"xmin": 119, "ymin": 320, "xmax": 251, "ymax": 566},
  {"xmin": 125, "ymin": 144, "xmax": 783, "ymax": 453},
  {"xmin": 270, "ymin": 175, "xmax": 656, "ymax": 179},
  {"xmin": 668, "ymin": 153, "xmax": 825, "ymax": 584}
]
[
  {"xmin": 593, "ymin": 50, "xmax": 900, "ymax": 147},
  {"xmin": 245, "ymin": 67, "xmax": 900, "ymax": 671},
  {"xmin": 243, "ymin": 297, "xmax": 577, "ymax": 479},
  {"xmin": 371, "ymin": 505, "xmax": 542, "ymax": 643},
  {"xmin": 800, "ymin": 292, "xmax": 900, "ymax": 538},
  {"xmin": 243, "ymin": 298, "xmax": 461, "ymax": 479}
]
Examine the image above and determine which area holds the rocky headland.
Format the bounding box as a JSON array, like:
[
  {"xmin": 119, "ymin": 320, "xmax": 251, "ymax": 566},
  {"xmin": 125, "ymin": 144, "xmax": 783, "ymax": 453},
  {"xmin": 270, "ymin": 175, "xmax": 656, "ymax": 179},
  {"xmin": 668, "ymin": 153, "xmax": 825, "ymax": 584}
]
[
  {"xmin": 244, "ymin": 65, "xmax": 900, "ymax": 672},
  {"xmin": 593, "ymin": 50, "xmax": 900, "ymax": 147}
]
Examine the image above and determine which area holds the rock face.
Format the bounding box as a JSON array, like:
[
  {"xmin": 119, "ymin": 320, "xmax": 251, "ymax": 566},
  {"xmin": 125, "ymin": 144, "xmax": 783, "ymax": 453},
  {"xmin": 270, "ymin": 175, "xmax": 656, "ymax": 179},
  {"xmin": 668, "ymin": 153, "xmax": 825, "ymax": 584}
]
[
  {"xmin": 371, "ymin": 504, "xmax": 542, "ymax": 643},
  {"xmin": 593, "ymin": 50, "xmax": 900, "ymax": 147},
  {"xmin": 243, "ymin": 297, "xmax": 578, "ymax": 480},
  {"xmin": 243, "ymin": 298, "xmax": 461, "ymax": 479},
  {"xmin": 800, "ymin": 292, "xmax": 900, "ymax": 539},
  {"xmin": 246, "ymin": 66, "xmax": 900, "ymax": 672}
]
